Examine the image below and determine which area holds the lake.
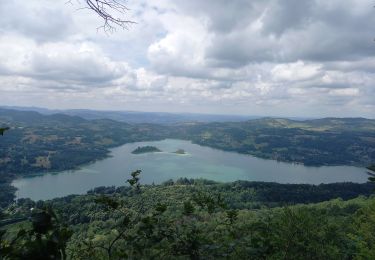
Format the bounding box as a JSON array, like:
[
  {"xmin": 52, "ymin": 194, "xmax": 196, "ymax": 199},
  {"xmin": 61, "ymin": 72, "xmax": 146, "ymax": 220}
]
[{"xmin": 12, "ymin": 139, "xmax": 369, "ymax": 200}]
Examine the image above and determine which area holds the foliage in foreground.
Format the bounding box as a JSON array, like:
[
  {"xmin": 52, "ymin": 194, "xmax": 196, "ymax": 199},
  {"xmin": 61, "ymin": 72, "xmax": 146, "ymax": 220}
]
[{"xmin": 1, "ymin": 171, "xmax": 375, "ymax": 259}]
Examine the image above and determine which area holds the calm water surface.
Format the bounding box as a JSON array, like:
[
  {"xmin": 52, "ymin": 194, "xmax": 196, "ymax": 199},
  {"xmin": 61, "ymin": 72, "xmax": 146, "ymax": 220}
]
[{"xmin": 12, "ymin": 139, "xmax": 368, "ymax": 200}]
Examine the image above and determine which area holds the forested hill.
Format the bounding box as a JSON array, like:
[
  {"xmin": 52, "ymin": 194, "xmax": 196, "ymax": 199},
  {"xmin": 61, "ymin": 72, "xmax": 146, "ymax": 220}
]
[
  {"xmin": 2, "ymin": 176, "xmax": 375, "ymax": 259},
  {"xmin": 173, "ymin": 117, "xmax": 375, "ymax": 166},
  {"xmin": 0, "ymin": 108, "xmax": 169, "ymax": 206},
  {"xmin": 0, "ymin": 108, "xmax": 169, "ymax": 176},
  {"xmin": 1, "ymin": 108, "xmax": 374, "ymax": 179},
  {"xmin": 1, "ymin": 109, "xmax": 374, "ymax": 179}
]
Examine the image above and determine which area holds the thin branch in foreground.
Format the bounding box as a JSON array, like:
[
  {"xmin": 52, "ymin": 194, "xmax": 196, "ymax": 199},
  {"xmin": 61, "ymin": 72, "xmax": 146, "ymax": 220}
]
[{"xmin": 68, "ymin": 0, "xmax": 137, "ymax": 33}]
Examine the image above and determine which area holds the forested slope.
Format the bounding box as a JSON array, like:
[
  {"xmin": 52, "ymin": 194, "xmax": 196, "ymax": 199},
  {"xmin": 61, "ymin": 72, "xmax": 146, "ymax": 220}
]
[
  {"xmin": 2, "ymin": 176, "xmax": 375, "ymax": 259},
  {"xmin": 0, "ymin": 109, "xmax": 168, "ymax": 207},
  {"xmin": 173, "ymin": 117, "xmax": 375, "ymax": 166}
]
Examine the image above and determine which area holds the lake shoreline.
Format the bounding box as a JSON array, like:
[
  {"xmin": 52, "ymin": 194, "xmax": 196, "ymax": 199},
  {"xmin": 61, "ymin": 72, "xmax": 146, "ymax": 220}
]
[
  {"xmin": 13, "ymin": 137, "xmax": 367, "ymax": 181},
  {"xmin": 12, "ymin": 139, "xmax": 368, "ymax": 201}
]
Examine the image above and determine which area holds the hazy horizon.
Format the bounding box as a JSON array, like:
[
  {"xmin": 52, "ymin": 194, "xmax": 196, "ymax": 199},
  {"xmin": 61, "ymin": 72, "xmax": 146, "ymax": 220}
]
[{"xmin": 4, "ymin": 105, "xmax": 375, "ymax": 120}]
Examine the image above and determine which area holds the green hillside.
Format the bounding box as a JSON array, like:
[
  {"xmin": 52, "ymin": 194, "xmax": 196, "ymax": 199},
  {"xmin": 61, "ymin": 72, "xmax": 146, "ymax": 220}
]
[
  {"xmin": 2, "ymin": 175, "xmax": 375, "ymax": 259},
  {"xmin": 175, "ymin": 117, "xmax": 375, "ymax": 166}
]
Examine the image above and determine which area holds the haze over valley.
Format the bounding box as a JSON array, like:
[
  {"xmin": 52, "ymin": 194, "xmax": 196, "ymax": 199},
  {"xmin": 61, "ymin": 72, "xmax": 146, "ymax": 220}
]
[{"xmin": 1, "ymin": 1, "xmax": 375, "ymax": 259}]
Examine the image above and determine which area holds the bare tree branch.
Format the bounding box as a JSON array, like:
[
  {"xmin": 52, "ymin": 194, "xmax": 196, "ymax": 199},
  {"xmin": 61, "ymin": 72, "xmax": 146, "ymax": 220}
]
[{"xmin": 68, "ymin": 0, "xmax": 136, "ymax": 33}]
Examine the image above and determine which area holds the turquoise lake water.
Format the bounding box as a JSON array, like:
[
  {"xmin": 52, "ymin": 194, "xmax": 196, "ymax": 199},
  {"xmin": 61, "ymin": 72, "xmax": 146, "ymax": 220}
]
[{"xmin": 12, "ymin": 139, "xmax": 369, "ymax": 200}]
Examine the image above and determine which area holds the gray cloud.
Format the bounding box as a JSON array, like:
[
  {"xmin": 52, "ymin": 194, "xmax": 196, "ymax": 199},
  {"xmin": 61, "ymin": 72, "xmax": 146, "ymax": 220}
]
[
  {"xmin": 0, "ymin": 0, "xmax": 74, "ymax": 41},
  {"xmin": 175, "ymin": 0, "xmax": 258, "ymax": 33},
  {"xmin": 168, "ymin": 0, "xmax": 375, "ymax": 68},
  {"xmin": 261, "ymin": 0, "xmax": 315, "ymax": 36},
  {"xmin": 0, "ymin": 0, "xmax": 374, "ymax": 118}
]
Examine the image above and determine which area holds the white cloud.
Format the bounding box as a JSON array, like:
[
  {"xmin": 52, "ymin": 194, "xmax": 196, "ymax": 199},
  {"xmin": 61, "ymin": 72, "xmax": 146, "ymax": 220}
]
[
  {"xmin": 0, "ymin": 34, "xmax": 130, "ymax": 87},
  {"xmin": 271, "ymin": 61, "xmax": 322, "ymax": 82},
  {"xmin": 329, "ymin": 88, "xmax": 359, "ymax": 97},
  {"xmin": 0, "ymin": 0, "xmax": 374, "ymax": 118}
]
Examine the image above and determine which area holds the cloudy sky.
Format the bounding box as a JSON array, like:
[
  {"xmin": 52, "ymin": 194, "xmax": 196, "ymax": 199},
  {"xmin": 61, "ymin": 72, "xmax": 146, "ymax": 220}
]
[{"xmin": 0, "ymin": 0, "xmax": 374, "ymax": 118}]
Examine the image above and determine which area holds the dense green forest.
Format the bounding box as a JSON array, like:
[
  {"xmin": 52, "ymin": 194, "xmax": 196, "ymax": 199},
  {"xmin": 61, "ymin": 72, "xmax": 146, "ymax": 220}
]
[
  {"xmin": 0, "ymin": 109, "xmax": 169, "ymax": 175},
  {"xmin": 173, "ymin": 118, "xmax": 375, "ymax": 166},
  {"xmin": 1, "ymin": 173, "xmax": 375, "ymax": 259},
  {"xmin": 1, "ymin": 108, "xmax": 375, "ymax": 209},
  {"xmin": 0, "ymin": 109, "xmax": 169, "ymax": 206}
]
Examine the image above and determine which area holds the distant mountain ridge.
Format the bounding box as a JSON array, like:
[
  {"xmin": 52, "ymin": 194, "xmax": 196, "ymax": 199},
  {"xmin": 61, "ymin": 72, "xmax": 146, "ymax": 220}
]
[
  {"xmin": 0, "ymin": 106, "xmax": 315, "ymax": 124},
  {"xmin": 1, "ymin": 107, "xmax": 372, "ymax": 129},
  {"xmin": 240, "ymin": 117, "xmax": 375, "ymax": 132}
]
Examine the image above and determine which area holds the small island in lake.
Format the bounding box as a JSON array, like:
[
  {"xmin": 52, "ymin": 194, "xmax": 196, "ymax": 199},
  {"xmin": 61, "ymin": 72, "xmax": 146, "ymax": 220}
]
[
  {"xmin": 173, "ymin": 149, "xmax": 186, "ymax": 154},
  {"xmin": 131, "ymin": 146, "xmax": 162, "ymax": 154}
]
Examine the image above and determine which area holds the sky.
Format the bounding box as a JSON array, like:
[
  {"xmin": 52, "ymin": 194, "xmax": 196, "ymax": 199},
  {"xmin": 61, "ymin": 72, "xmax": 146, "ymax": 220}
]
[{"xmin": 0, "ymin": 0, "xmax": 374, "ymax": 118}]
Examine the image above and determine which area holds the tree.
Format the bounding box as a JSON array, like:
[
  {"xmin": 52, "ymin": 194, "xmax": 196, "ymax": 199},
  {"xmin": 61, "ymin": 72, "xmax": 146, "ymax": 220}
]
[
  {"xmin": 69, "ymin": 0, "xmax": 136, "ymax": 32},
  {"xmin": 0, "ymin": 207, "xmax": 72, "ymax": 259}
]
